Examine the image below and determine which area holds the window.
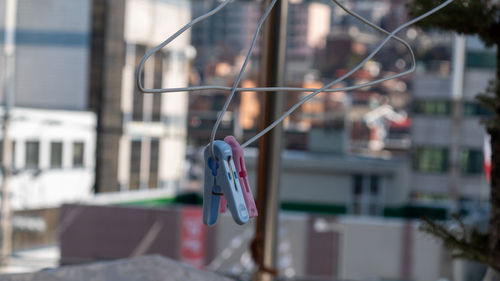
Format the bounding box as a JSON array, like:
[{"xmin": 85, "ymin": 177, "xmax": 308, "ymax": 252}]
[
  {"xmin": 415, "ymin": 100, "xmax": 492, "ymax": 117},
  {"xmin": 72, "ymin": 142, "xmax": 85, "ymax": 167},
  {"xmin": 352, "ymin": 175, "xmax": 363, "ymax": 215},
  {"xmin": 149, "ymin": 139, "xmax": 159, "ymax": 188},
  {"xmin": 133, "ymin": 45, "xmax": 146, "ymax": 121},
  {"xmin": 466, "ymin": 50, "xmax": 497, "ymax": 69},
  {"xmin": 413, "ymin": 147, "xmax": 448, "ymax": 173},
  {"xmin": 369, "ymin": 175, "xmax": 379, "ymax": 215},
  {"xmin": 25, "ymin": 141, "xmax": 40, "ymax": 169},
  {"xmin": 414, "ymin": 100, "xmax": 451, "ymax": 116},
  {"xmin": 152, "ymin": 52, "xmax": 164, "ymax": 122},
  {"xmin": 12, "ymin": 141, "xmax": 15, "ymax": 167},
  {"xmin": 463, "ymin": 101, "xmax": 492, "ymax": 117},
  {"xmin": 351, "ymin": 174, "xmax": 381, "ymax": 216},
  {"xmin": 460, "ymin": 149, "xmax": 483, "ymax": 174},
  {"xmin": 50, "ymin": 142, "xmax": 63, "ymax": 168},
  {"xmin": 129, "ymin": 140, "xmax": 142, "ymax": 190}
]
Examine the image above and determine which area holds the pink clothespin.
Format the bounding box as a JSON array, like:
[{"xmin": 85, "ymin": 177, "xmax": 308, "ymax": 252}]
[{"xmin": 219, "ymin": 136, "xmax": 258, "ymax": 218}]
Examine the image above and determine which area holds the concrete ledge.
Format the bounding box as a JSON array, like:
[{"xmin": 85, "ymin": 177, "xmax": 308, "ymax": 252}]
[{"xmin": 0, "ymin": 255, "xmax": 233, "ymax": 281}]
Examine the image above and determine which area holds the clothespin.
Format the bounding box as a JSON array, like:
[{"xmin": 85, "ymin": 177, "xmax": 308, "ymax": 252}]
[
  {"xmin": 203, "ymin": 140, "xmax": 249, "ymax": 226},
  {"xmin": 219, "ymin": 136, "xmax": 258, "ymax": 218}
]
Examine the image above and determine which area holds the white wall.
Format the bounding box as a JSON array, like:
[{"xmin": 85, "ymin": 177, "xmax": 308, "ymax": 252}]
[
  {"xmin": 413, "ymin": 74, "xmax": 451, "ymax": 99},
  {"xmin": 0, "ymin": 0, "xmax": 92, "ymax": 110},
  {"xmin": 307, "ymin": 3, "xmax": 330, "ymax": 48},
  {"xmin": 338, "ymin": 217, "xmax": 445, "ymax": 281},
  {"xmin": 124, "ymin": 0, "xmax": 191, "ymax": 49},
  {"xmin": 412, "ymin": 117, "xmax": 452, "ymax": 147},
  {"xmin": 210, "ymin": 213, "xmax": 449, "ymax": 281},
  {"xmin": 16, "ymin": 0, "xmax": 90, "ymax": 32},
  {"xmin": 15, "ymin": 45, "xmax": 89, "ymax": 110},
  {"xmin": 340, "ymin": 218, "xmax": 403, "ymax": 279}
]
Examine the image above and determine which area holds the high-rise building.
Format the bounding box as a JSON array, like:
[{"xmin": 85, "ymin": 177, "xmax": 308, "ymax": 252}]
[
  {"xmin": 90, "ymin": 0, "xmax": 192, "ymax": 193},
  {"xmin": 411, "ymin": 35, "xmax": 494, "ymax": 201}
]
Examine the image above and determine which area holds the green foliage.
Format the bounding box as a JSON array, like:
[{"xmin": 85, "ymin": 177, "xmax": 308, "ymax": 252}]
[
  {"xmin": 476, "ymin": 79, "xmax": 500, "ymax": 131},
  {"xmin": 420, "ymin": 215, "xmax": 490, "ymax": 265},
  {"xmin": 407, "ymin": 0, "xmax": 500, "ymax": 46}
]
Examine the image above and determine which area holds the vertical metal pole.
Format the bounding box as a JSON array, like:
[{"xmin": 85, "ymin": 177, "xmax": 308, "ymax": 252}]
[
  {"xmin": 252, "ymin": 0, "xmax": 288, "ymax": 281},
  {"xmin": 1, "ymin": 0, "xmax": 17, "ymax": 268},
  {"xmin": 449, "ymin": 34, "xmax": 465, "ymax": 206}
]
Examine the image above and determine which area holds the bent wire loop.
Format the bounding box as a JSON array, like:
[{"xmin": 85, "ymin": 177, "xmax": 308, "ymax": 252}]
[{"xmin": 136, "ymin": 0, "xmax": 454, "ymax": 225}]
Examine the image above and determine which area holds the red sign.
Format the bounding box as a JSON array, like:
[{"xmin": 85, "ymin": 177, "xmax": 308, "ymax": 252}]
[
  {"xmin": 484, "ymin": 134, "xmax": 492, "ymax": 182},
  {"xmin": 180, "ymin": 207, "xmax": 207, "ymax": 268}
]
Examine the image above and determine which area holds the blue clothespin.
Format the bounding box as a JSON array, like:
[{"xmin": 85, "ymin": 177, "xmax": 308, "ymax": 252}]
[{"xmin": 203, "ymin": 140, "xmax": 249, "ymax": 226}]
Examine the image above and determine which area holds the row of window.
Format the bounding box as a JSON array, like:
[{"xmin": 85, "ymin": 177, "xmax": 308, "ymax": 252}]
[
  {"xmin": 412, "ymin": 147, "xmax": 483, "ymax": 174},
  {"xmin": 413, "ymin": 100, "xmax": 492, "ymax": 117},
  {"xmin": 0, "ymin": 140, "xmax": 85, "ymax": 169}
]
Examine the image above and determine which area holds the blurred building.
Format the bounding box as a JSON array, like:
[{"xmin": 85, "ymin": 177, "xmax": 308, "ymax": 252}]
[
  {"xmin": 90, "ymin": 0, "xmax": 192, "ymax": 192},
  {"xmin": 245, "ymin": 149, "xmax": 411, "ymax": 217},
  {"xmin": 0, "ymin": 1, "xmax": 96, "ymax": 209},
  {"xmin": 286, "ymin": 1, "xmax": 331, "ymax": 82},
  {"xmin": 410, "ymin": 35, "xmax": 494, "ymax": 201},
  {"xmin": 188, "ymin": 1, "xmax": 490, "ymax": 208},
  {"xmin": 190, "ymin": 1, "xmax": 331, "ymax": 82},
  {"xmin": 4, "ymin": 109, "xmax": 95, "ymax": 210},
  {"xmin": 191, "ymin": 0, "xmax": 261, "ymax": 70}
]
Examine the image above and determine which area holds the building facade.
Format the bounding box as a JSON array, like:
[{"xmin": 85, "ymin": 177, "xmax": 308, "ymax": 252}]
[
  {"xmin": 2, "ymin": 108, "xmax": 95, "ymax": 210},
  {"xmin": 90, "ymin": 0, "xmax": 191, "ymax": 193},
  {"xmin": 411, "ymin": 35, "xmax": 494, "ymax": 201},
  {"xmin": 0, "ymin": 0, "xmax": 91, "ymax": 111},
  {"xmin": 244, "ymin": 149, "xmax": 411, "ymax": 216},
  {"xmin": 0, "ymin": 1, "xmax": 96, "ymax": 209}
]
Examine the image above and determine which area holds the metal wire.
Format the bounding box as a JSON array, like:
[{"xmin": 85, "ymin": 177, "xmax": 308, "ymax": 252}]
[
  {"xmin": 241, "ymin": 0, "xmax": 454, "ymax": 148},
  {"xmin": 208, "ymin": 0, "xmax": 279, "ymax": 158},
  {"xmin": 136, "ymin": 0, "xmax": 454, "ymax": 150}
]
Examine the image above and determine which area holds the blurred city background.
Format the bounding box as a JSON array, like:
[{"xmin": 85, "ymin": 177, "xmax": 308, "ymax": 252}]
[{"xmin": 0, "ymin": 0, "xmax": 496, "ymax": 280}]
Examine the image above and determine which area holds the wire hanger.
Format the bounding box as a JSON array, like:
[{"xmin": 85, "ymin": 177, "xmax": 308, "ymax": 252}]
[
  {"xmin": 136, "ymin": 0, "xmax": 453, "ymax": 226},
  {"xmin": 137, "ymin": 0, "xmax": 454, "ymax": 158}
]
